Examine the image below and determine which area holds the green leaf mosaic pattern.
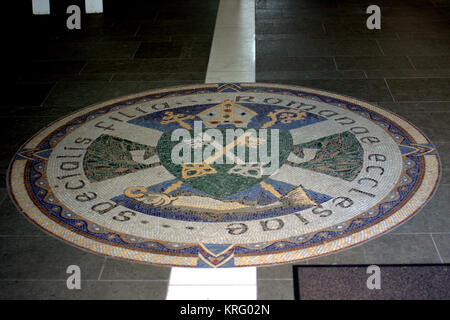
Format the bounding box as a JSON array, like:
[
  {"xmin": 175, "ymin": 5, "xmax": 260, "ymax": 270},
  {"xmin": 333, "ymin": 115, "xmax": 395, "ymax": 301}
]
[
  {"xmin": 83, "ymin": 135, "xmax": 158, "ymax": 182},
  {"xmin": 288, "ymin": 131, "xmax": 363, "ymax": 181}
]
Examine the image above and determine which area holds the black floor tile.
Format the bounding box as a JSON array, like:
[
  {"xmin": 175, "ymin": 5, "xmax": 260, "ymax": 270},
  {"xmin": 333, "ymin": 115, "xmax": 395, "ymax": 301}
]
[
  {"xmin": 256, "ymin": 21, "xmax": 326, "ymax": 34},
  {"xmin": 285, "ymin": 39, "xmax": 383, "ymax": 57},
  {"xmin": 1, "ymin": 83, "xmax": 54, "ymax": 107},
  {"xmin": 32, "ymin": 41, "xmax": 141, "ymax": 60},
  {"xmin": 0, "ymin": 236, "xmax": 105, "ymax": 280},
  {"xmin": 258, "ymin": 39, "xmax": 385, "ymax": 57},
  {"xmin": 409, "ymin": 56, "xmax": 450, "ymax": 69},
  {"xmin": 134, "ymin": 42, "xmax": 183, "ymax": 59},
  {"xmin": 335, "ymin": 56, "xmax": 414, "ymax": 70},
  {"xmin": 264, "ymin": 79, "xmax": 393, "ymax": 102},
  {"xmin": 256, "ymin": 70, "xmax": 364, "ymax": 80},
  {"xmin": 0, "ymin": 117, "xmax": 57, "ymax": 171},
  {"xmin": 396, "ymin": 112, "xmax": 450, "ymax": 143},
  {"xmin": 257, "ymin": 57, "xmax": 336, "ymax": 71},
  {"xmin": 386, "ymin": 78, "xmax": 450, "ymax": 101},
  {"xmin": 365, "ymin": 69, "xmax": 450, "ymax": 78},
  {"xmin": 378, "ymin": 39, "xmax": 450, "ymax": 56},
  {"xmin": 82, "ymin": 59, "xmax": 209, "ymax": 74},
  {"xmin": 111, "ymin": 72, "xmax": 205, "ymax": 81},
  {"xmin": 0, "ymin": 280, "xmax": 169, "ymax": 300}
]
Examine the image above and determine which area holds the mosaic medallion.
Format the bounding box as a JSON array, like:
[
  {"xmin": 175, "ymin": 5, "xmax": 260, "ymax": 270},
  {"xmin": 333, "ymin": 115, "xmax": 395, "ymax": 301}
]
[{"xmin": 8, "ymin": 83, "xmax": 440, "ymax": 267}]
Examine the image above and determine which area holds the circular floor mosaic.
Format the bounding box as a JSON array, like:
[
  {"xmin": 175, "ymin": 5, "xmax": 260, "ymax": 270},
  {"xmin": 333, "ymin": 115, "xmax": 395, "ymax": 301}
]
[{"xmin": 8, "ymin": 83, "xmax": 440, "ymax": 267}]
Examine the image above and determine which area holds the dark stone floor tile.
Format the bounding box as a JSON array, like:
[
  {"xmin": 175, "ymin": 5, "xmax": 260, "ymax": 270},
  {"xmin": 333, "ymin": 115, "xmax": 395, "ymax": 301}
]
[
  {"xmin": 326, "ymin": 21, "xmax": 450, "ymax": 34},
  {"xmin": 0, "ymin": 195, "xmax": 46, "ymax": 236},
  {"xmin": 375, "ymin": 102, "xmax": 450, "ymax": 115},
  {"xmin": 378, "ymin": 39, "xmax": 450, "ymax": 56},
  {"xmin": 409, "ymin": 56, "xmax": 450, "ymax": 69},
  {"xmin": 398, "ymin": 112, "xmax": 450, "ymax": 143},
  {"xmin": 396, "ymin": 32, "xmax": 450, "ymax": 39},
  {"xmin": 440, "ymin": 170, "xmax": 450, "ymax": 185},
  {"xmin": 362, "ymin": 234, "xmax": 442, "ymax": 264},
  {"xmin": 0, "ymin": 280, "xmax": 169, "ymax": 299},
  {"xmin": 391, "ymin": 185, "xmax": 450, "ymax": 234},
  {"xmin": 267, "ymin": 79, "xmax": 393, "ymax": 102},
  {"xmin": 335, "ymin": 56, "xmax": 413, "ymax": 70},
  {"xmin": 256, "ymin": 8, "xmax": 283, "ymax": 19},
  {"xmin": 136, "ymin": 81, "xmax": 197, "ymax": 91},
  {"xmin": 0, "ymin": 117, "xmax": 57, "ymax": 171},
  {"xmin": 365, "ymin": 69, "xmax": 450, "ymax": 78},
  {"xmin": 257, "ymin": 57, "xmax": 335, "ymax": 72},
  {"xmin": 18, "ymin": 61, "xmax": 86, "ymax": 76},
  {"xmin": 0, "ymin": 174, "xmax": 5, "ymax": 188},
  {"xmin": 111, "ymin": 72, "xmax": 205, "ymax": 81},
  {"xmin": 256, "ymin": 21, "xmax": 325, "ymax": 34},
  {"xmin": 83, "ymin": 59, "xmax": 209, "ymax": 73},
  {"xmin": 0, "ymin": 104, "xmax": 89, "ymax": 119},
  {"xmin": 435, "ymin": 142, "xmax": 450, "ymax": 171},
  {"xmin": 100, "ymin": 259, "xmax": 171, "ymax": 280},
  {"xmin": 256, "ymin": 40, "xmax": 289, "ymax": 57},
  {"xmin": 256, "ymin": 70, "xmax": 364, "ymax": 80},
  {"xmin": 134, "ymin": 42, "xmax": 182, "ymax": 59},
  {"xmin": 257, "ymin": 264, "xmax": 295, "ymax": 280},
  {"xmin": 286, "ymin": 39, "xmax": 383, "ymax": 57},
  {"xmin": 0, "ymin": 189, "xmax": 6, "ymax": 205},
  {"xmin": 107, "ymin": 34, "xmax": 171, "ymax": 42},
  {"xmin": 321, "ymin": 31, "xmax": 399, "ymax": 40},
  {"xmin": 32, "ymin": 41, "xmax": 141, "ymax": 60},
  {"xmin": 1, "ymin": 83, "xmax": 54, "ymax": 107},
  {"xmin": 0, "ymin": 237, "xmax": 105, "ymax": 280},
  {"xmin": 257, "ymin": 280, "xmax": 294, "ymax": 300},
  {"xmin": 138, "ymin": 23, "xmax": 215, "ymax": 36},
  {"xmin": 15, "ymin": 73, "xmax": 112, "ymax": 83},
  {"xmin": 432, "ymin": 234, "xmax": 450, "ymax": 263},
  {"xmin": 306, "ymin": 245, "xmax": 367, "ymax": 265},
  {"xmin": 386, "ymin": 78, "xmax": 450, "ymax": 101},
  {"xmin": 43, "ymin": 80, "xmax": 198, "ymax": 109},
  {"xmin": 42, "ymin": 81, "xmax": 143, "ymax": 107}
]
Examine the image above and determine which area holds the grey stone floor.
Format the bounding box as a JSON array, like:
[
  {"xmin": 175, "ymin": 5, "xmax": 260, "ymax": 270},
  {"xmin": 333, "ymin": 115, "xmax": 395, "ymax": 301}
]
[
  {"xmin": 1, "ymin": 0, "xmax": 449, "ymax": 300},
  {"xmin": 255, "ymin": 0, "xmax": 449, "ymax": 300}
]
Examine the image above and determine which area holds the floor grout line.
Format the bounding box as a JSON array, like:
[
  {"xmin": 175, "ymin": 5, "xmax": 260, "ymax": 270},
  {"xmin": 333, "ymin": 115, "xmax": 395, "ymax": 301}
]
[
  {"xmin": 406, "ymin": 55, "xmax": 417, "ymax": 70},
  {"xmin": 133, "ymin": 25, "xmax": 142, "ymax": 37},
  {"xmin": 375, "ymin": 39, "xmax": 386, "ymax": 56},
  {"xmin": 130, "ymin": 42, "xmax": 142, "ymax": 60},
  {"xmin": 430, "ymin": 234, "xmax": 444, "ymax": 263},
  {"xmin": 383, "ymin": 78, "xmax": 396, "ymax": 102},
  {"xmin": 39, "ymin": 82, "xmax": 57, "ymax": 107},
  {"xmin": 78, "ymin": 61, "xmax": 88, "ymax": 75},
  {"xmin": 332, "ymin": 56, "xmax": 338, "ymax": 71},
  {"xmin": 97, "ymin": 257, "xmax": 107, "ymax": 280}
]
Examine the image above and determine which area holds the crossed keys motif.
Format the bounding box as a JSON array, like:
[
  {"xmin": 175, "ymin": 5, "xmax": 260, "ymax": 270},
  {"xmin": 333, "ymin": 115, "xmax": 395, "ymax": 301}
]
[
  {"xmin": 160, "ymin": 111, "xmax": 195, "ymax": 130},
  {"xmin": 181, "ymin": 132, "xmax": 265, "ymax": 179}
]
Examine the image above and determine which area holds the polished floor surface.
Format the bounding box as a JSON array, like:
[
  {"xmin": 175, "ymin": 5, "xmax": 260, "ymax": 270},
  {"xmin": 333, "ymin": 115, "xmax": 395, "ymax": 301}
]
[{"xmin": 0, "ymin": 0, "xmax": 449, "ymax": 299}]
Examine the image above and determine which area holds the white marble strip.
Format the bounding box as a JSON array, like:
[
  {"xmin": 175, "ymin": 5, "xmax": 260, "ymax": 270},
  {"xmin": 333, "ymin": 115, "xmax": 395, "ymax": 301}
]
[
  {"xmin": 205, "ymin": 0, "xmax": 256, "ymax": 83},
  {"xmin": 32, "ymin": 0, "xmax": 50, "ymax": 15},
  {"xmin": 167, "ymin": 0, "xmax": 257, "ymax": 301},
  {"xmin": 85, "ymin": 0, "xmax": 103, "ymax": 14}
]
